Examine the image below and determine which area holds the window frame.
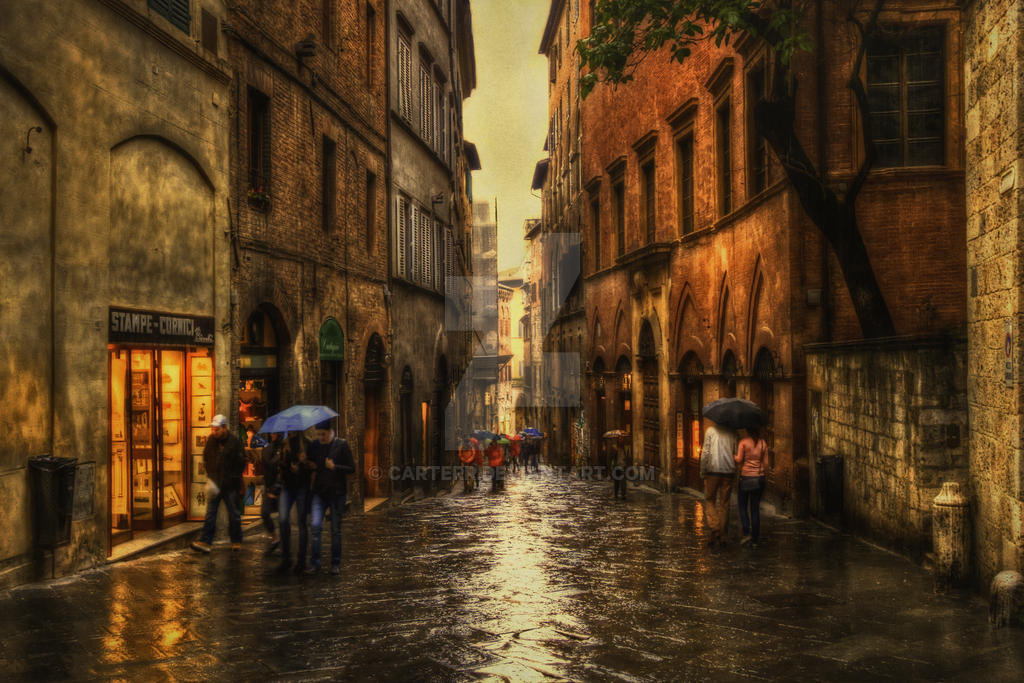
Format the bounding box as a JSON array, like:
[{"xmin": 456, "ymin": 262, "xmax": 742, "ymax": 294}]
[
  {"xmin": 247, "ymin": 87, "xmax": 271, "ymax": 198},
  {"xmin": 714, "ymin": 95, "xmax": 732, "ymax": 218},
  {"xmin": 745, "ymin": 60, "xmax": 769, "ymax": 197}
]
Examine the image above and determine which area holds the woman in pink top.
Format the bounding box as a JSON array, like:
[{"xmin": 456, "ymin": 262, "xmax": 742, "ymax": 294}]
[{"xmin": 734, "ymin": 427, "xmax": 772, "ymax": 546}]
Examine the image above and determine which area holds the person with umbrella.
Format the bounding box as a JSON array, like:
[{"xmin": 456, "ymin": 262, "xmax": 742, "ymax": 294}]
[
  {"xmin": 604, "ymin": 430, "xmax": 629, "ymax": 499},
  {"xmin": 458, "ymin": 436, "xmax": 477, "ymax": 492},
  {"xmin": 275, "ymin": 430, "xmax": 314, "ymax": 573},
  {"xmin": 306, "ymin": 419, "xmax": 355, "ymax": 575},
  {"xmin": 700, "ymin": 405, "xmax": 741, "ymax": 548}
]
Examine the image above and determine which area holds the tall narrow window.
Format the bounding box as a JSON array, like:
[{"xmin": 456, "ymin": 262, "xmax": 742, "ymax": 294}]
[
  {"xmin": 747, "ymin": 65, "xmax": 768, "ymax": 195},
  {"xmin": 365, "ymin": 4, "xmax": 375, "ymax": 85},
  {"xmin": 397, "ymin": 33, "xmax": 412, "ymax": 121},
  {"xmin": 366, "ymin": 171, "xmax": 377, "ymax": 251},
  {"xmin": 591, "ymin": 197, "xmax": 601, "ymax": 270},
  {"xmin": 676, "ymin": 132, "xmax": 695, "ymax": 235},
  {"xmin": 322, "ymin": 0, "xmax": 334, "ymax": 47},
  {"xmin": 613, "ymin": 180, "xmax": 625, "ymax": 256},
  {"xmin": 397, "ymin": 196, "xmax": 410, "ymax": 278},
  {"xmin": 322, "ymin": 136, "xmax": 337, "ymax": 231},
  {"xmin": 641, "ymin": 159, "xmax": 656, "ymax": 243},
  {"xmin": 867, "ymin": 26, "xmax": 944, "ymax": 167},
  {"xmin": 247, "ymin": 88, "xmax": 271, "ymax": 198},
  {"xmin": 419, "ymin": 63, "xmax": 433, "ymax": 147},
  {"xmin": 716, "ymin": 99, "xmax": 732, "ymax": 216}
]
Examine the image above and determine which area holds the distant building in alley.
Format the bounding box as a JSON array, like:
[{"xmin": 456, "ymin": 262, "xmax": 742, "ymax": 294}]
[{"xmin": 388, "ymin": 0, "xmax": 477, "ymax": 494}]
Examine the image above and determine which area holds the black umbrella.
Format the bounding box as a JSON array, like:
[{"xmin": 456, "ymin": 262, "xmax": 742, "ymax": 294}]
[{"xmin": 702, "ymin": 398, "xmax": 764, "ymax": 430}]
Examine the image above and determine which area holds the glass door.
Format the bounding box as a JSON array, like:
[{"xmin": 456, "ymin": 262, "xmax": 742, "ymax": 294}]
[
  {"xmin": 159, "ymin": 350, "xmax": 187, "ymax": 523},
  {"xmin": 129, "ymin": 350, "xmax": 156, "ymax": 529},
  {"xmin": 110, "ymin": 349, "xmax": 131, "ymax": 545}
]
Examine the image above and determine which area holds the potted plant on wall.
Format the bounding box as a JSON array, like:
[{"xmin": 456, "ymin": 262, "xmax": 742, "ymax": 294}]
[{"xmin": 247, "ymin": 186, "xmax": 270, "ymax": 211}]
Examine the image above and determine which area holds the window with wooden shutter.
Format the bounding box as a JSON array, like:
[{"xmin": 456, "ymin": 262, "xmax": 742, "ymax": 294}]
[
  {"xmin": 150, "ymin": 0, "xmax": 190, "ymax": 35},
  {"xmin": 398, "ymin": 35, "xmax": 412, "ymax": 121},
  {"xmin": 420, "ymin": 65, "xmax": 433, "ymax": 147},
  {"xmin": 247, "ymin": 88, "xmax": 271, "ymax": 198},
  {"xmin": 397, "ymin": 196, "xmax": 409, "ymax": 279}
]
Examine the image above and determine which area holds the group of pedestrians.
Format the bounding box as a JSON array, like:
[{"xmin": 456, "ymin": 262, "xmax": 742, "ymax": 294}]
[
  {"xmin": 701, "ymin": 419, "xmax": 773, "ymax": 547},
  {"xmin": 457, "ymin": 435, "xmax": 541, "ymax": 493},
  {"xmin": 192, "ymin": 417, "xmax": 354, "ymax": 576}
]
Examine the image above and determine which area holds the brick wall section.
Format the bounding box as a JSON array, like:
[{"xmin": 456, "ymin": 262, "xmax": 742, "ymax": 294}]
[
  {"xmin": 577, "ymin": 2, "xmax": 967, "ymax": 511},
  {"xmin": 227, "ymin": 0, "xmax": 390, "ymax": 504},
  {"xmin": 964, "ymin": 0, "xmax": 1024, "ymax": 584},
  {"xmin": 806, "ymin": 339, "xmax": 968, "ymax": 559}
]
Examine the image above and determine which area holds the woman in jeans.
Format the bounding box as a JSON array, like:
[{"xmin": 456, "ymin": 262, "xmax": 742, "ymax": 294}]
[{"xmin": 734, "ymin": 427, "xmax": 772, "ymax": 546}]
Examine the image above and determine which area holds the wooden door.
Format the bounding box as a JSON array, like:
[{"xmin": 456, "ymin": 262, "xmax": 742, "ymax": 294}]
[{"xmin": 363, "ymin": 387, "xmax": 380, "ymax": 498}]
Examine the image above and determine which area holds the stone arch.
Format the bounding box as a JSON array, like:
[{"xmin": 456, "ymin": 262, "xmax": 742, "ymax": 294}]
[
  {"xmin": 671, "ymin": 284, "xmax": 706, "ymax": 369},
  {"xmin": 745, "ymin": 255, "xmax": 776, "ymax": 364},
  {"xmin": 0, "ymin": 64, "xmax": 57, "ymax": 465},
  {"xmin": 109, "ymin": 135, "xmax": 215, "ymax": 312},
  {"xmin": 716, "ymin": 274, "xmax": 738, "ymax": 371}
]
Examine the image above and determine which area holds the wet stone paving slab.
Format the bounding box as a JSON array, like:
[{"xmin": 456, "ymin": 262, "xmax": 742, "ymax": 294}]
[{"xmin": 2, "ymin": 469, "xmax": 1023, "ymax": 681}]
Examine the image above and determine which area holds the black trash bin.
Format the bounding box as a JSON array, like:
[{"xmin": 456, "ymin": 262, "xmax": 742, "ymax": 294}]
[
  {"xmin": 815, "ymin": 454, "xmax": 843, "ymax": 517},
  {"xmin": 28, "ymin": 455, "xmax": 78, "ymax": 549}
]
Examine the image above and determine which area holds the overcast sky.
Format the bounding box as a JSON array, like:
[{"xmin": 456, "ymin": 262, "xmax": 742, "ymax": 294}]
[{"xmin": 463, "ymin": 1, "xmax": 550, "ymax": 272}]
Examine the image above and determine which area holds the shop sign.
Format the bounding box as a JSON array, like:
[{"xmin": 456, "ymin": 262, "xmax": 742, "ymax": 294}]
[
  {"xmin": 319, "ymin": 317, "xmax": 344, "ymax": 361},
  {"xmin": 109, "ymin": 307, "xmax": 216, "ymax": 347}
]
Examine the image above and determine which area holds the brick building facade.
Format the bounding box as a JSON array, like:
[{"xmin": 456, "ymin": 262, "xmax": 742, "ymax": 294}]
[
  {"xmin": 574, "ymin": 0, "xmax": 967, "ymax": 525},
  {"xmin": 225, "ymin": 0, "xmax": 390, "ymax": 506}
]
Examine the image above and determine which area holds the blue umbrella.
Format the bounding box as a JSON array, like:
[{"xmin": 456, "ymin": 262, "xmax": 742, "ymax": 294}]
[
  {"xmin": 470, "ymin": 429, "xmax": 498, "ymax": 441},
  {"xmin": 258, "ymin": 405, "xmax": 339, "ymax": 434},
  {"xmin": 519, "ymin": 428, "xmax": 543, "ymax": 438}
]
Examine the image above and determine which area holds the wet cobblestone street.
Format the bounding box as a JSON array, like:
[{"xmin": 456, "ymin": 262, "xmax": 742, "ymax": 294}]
[{"xmin": 2, "ymin": 469, "xmax": 1022, "ymax": 681}]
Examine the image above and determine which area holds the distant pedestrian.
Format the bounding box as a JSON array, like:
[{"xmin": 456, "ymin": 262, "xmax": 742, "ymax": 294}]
[
  {"xmin": 192, "ymin": 415, "xmax": 246, "ymax": 553},
  {"xmin": 458, "ymin": 437, "xmax": 476, "ymax": 492},
  {"xmin": 260, "ymin": 432, "xmax": 284, "ymax": 554},
  {"xmin": 487, "ymin": 440, "xmax": 504, "ymax": 492},
  {"xmin": 700, "ymin": 419, "xmax": 738, "ymax": 547},
  {"xmin": 735, "ymin": 427, "xmax": 772, "ymax": 547},
  {"xmin": 306, "ymin": 420, "xmax": 355, "ymax": 575},
  {"xmin": 610, "ymin": 436, "xmax": 628, "ymax": 499},
  {"xmin": 276, "ymin": 431, "xmax": 314, "ymax": 574},
  {"xmin": 510, "ymin": 438, "xmax": 521, "ymax": 474}
]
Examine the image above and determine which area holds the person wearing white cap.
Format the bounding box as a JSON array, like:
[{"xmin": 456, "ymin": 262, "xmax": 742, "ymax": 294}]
[{"xmin": 191, "ymin": 414, "xmax": 246, "ymax": 553}]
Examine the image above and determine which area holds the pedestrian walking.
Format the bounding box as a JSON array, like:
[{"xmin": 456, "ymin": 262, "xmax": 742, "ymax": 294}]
[
  {"xmin": 510, "ymin": 437, "xmax": 521, "ymax": 474},
  {"xmin": 260, "ymin": 432, "xmax": 284, "ymax": 554},
  {"xmin": 487, "ymin": 439, "xmax": 504, "ymax": 492},
  {"xmin": 276, "ymin": 431, "xmax": 314, "ymax": 574},
  {"xmin": 700, "ymin": 419, "xmax": 738, "ymax": 547},
  {"xmin": 458, "ymin": 437, "xmax": 476, "ymax": 492},
  {"xmin": 735, "ymin": 427, "xmax": 772, "ymax": 546},
  {"xmin": 306, "ymin": 420, "xmax": 355, "ymax": 575},
  {"xmin": 611, "ymin": 436, "xmax": 628, "ymax": 499},
  {"xmin": 191, "ymin": 415, "xmax": 246, "ymax": 553}
]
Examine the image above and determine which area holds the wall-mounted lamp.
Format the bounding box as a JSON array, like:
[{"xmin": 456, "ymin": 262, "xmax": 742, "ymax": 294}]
[{"xmin": 23, "ymin": 126, "xmax": 42, "ymax": 162}]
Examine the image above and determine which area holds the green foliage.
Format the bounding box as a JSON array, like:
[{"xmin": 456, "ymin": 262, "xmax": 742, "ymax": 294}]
[{"xmin": 578, "ymin": 0, "xmax": 812, "ymax": 98}]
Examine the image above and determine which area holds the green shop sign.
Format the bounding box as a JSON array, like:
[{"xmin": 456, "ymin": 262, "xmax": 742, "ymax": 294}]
[{"xmin": 319, "ymin": 318, "xmax": 344, "ymax": 361}]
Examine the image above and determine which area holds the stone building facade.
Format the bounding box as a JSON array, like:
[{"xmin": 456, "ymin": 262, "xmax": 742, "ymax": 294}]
[
  {"xmin": 0, "ymin": 0, "xmax": 231, "ymax": 587},
  {"xmin": 575, "ymin": 0, "xmax": 967, "ymax": 532},
  {"xmin": 537, "ymin": 0, "xmax": 585, "ymax": 467},
  {"xmin": 964, "ymin": 0, "xmax": 1024, "ymax": 584},
  {"xmin": 224, "ymin": 0, "xmax": 390, "ymax": 505},
  {"xmin": 387, "ymin": 0, "xmax": 476, "ymax": 494}
]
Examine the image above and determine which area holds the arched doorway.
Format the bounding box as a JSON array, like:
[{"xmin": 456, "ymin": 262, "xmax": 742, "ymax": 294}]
[
  {"xmin": 639, "ymin": 321, "xmax": 659, "ymax": 471},
  {"xmin": 592, "ymin": 357, "xmax": 607, "ymax": 469},
  {"xmin": 363, "ymin": 333, "xmax": 386, "ymax": 499},
  {"xmin": 752, "ymin": 347, "xmax": 776, "ymax": 448},
  {"xmin": 679, "ymin": 352, "xmax": 704, "ymax": 489},
  {"xmin": 721, "ymin": 350, "xmax": 738, "ymax": 398},
  {"xmin": 239, "ymin": 306, "xmax": 288, "ymax": 443},
  {"xmin": 398, "ymin": 366, "xmax": 414, "ymax": 492}
]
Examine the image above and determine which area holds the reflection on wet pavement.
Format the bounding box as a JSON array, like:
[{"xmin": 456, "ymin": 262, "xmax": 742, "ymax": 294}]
[{"xmin": 1, "ymin": 469, "xmax": 1022, "ymax": 681}]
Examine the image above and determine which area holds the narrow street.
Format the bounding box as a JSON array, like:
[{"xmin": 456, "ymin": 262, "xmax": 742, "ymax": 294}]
[{"xmin": 2, "ymin": 471, "xmax": 1021, "ymax": 681}]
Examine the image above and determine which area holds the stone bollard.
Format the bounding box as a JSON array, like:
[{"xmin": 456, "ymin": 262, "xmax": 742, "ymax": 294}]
[
  {"xmin": 989, "ymin": 570, "xmax": 1024, "ymax": 628},
  {"xmin": 932, "ymin": 482, "xmax": 970, "ymax": 589}
]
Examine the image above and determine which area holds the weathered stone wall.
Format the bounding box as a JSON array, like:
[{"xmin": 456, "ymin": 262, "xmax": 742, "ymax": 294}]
[
  {"xmin": 0, "ymin": 0, "xmax": 231, "ymax": 588},
  {"xmin": 806, "ymin": 338, "xmax": 968, "ymax": 560},
  {"xmin": 964, "ymin": 0, "xmax": 1024, "ymax": 586}
]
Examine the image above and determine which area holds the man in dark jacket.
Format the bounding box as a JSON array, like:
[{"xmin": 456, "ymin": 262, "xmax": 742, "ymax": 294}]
[
  {"xmin": 192, "ymin": 414, "xmax": 245, "ymax": 553},
  {"xmin": 306, "ymin": 419, "xmax": 355, "ymax": 575}
]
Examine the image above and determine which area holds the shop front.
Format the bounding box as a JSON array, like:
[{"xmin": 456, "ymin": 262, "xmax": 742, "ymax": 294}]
[{"xmin": 107, "ymin": 307, "xmax": 216, "ymax": 551}]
